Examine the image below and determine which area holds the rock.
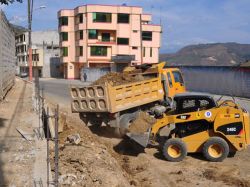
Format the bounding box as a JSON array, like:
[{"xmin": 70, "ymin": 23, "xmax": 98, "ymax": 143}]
[
  {"xmin": 66, "ymin": 134, "xmax": 81, "ymax": 145},
  {"xmin": 59, "ymin": 173, "xmax": 77, "ymax": 185}
]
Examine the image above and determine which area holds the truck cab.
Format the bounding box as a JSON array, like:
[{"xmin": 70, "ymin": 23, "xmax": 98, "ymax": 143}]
[{"xmin": 162, "ymin": 68, "xmax": 186, "ymax": 98}]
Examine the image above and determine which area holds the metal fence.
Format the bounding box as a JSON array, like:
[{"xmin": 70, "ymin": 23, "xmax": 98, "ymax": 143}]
[{"xmin": 179, "ymin": 66, "xmax": 250, "ymax": 98}]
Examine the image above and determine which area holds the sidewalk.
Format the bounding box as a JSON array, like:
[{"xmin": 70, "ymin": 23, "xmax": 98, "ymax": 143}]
[{"xmin": 0, "ymin": 78, "xmax": 48, "ymax": 186}]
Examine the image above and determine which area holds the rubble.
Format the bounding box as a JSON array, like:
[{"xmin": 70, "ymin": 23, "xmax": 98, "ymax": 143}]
[{"xmin": 66, "ymin": 134, "xmax": 81, "ymax": 145}]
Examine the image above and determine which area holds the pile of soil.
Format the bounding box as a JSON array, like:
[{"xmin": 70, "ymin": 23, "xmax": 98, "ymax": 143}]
[
  {"xmin": 51, "ymin": 116, "xmax": 131, "ymax": 187},
  {"xmin": 129, "ymin": 112, "xmax": 156, "ymax": 133},
  {"xmin": 92, "ymin": 72, "xmax": 144, "ymax": 86}
]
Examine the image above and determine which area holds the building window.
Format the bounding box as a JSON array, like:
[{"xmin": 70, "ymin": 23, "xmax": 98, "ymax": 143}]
[
  {"xmin": 32, "ymin": 54, "xmax": 39, "ymax": 61},
  {"xmin": 150, "ymin": 47, "xmax": 152, "ymax": 57},
  {"xmin": 142, "ymin": 31, "xmax": 152, "ymax": 41},
  {"xmin": 77, "ymin": 46, "xmax": 83, "ymax": 56},
  {"xmin": 61, "ymin": 47, "xmax": 68, "ymax": 57},
  {"xmin": 143, "ymin": 47, "xmax": 146, "ymax": 57},
  {"xmin": 78, "ymin": 14, "xmax": 83, "ymax": 23},
  {"xmin": 80, "ymin": 30, "xmax": 83, "ymax": 40},
  {"xmin": 91, "ymin": 46, "xmax": 107, "ymax": 56},
  {"xmin": 118, "ymin": 13, "xmax": 129, "ymax": 23},
  {"xmin": 93, "ymin": 12, "xmax": 112, "ymax": 23},
  {"xmin": 60, "ymin": 32, "xmax": 68, "ymax": 41},
  {"xmin": 102, "ymin": 33, "xmax": 110, "ymax": 42},
  {"xmin": 80, "ymin": 46, "xmax": 83, "ymax": 56},
  {"xmin": 59, "ymin": 16, "xmax": 68, "ymax": 26},
  {"xmin": 133, "ymin": 30, "xmax": 138, "ymax": 33},
  {"xmin": 88, "ymin": 29, "xmax": 98, "ymax": 39},
  {"xmin": 132, "ymin": 46, "xmax": 138, "ymax": 50},
  {"xmin": 117, "ymin": 38, "xmax": 129, "ymax": 45}
]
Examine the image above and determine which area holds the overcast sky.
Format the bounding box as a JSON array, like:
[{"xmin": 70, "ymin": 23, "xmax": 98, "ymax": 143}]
[{"xmin": 1, "ymin": 0, "xmax": 250, "ymax": 53}]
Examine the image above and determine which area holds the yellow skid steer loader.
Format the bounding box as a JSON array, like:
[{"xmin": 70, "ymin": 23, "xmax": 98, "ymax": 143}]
[{"xmin": 127, "ymin": 94, "xmax": 250, "ymax": 162}]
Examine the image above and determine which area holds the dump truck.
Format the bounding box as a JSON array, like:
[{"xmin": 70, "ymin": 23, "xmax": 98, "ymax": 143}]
[
  {"xmin": 127, "ymin": 94, "xmax": 250, "ymax": 162},
  {"xmin": 70, "ymin": 62, "xmax": 186, "ymax": 135}
]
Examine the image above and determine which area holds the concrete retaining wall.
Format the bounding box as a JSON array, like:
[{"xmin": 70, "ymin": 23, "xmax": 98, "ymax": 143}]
[{"xmin": 0, "ymin": 10, "xmax": 15, "ymax": 100}]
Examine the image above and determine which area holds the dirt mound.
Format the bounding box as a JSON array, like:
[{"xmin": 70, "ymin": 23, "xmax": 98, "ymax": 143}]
[
  {"xmin": 203, "ymin": 168, "xmax": 250, "ymax": 187},
  {"xmin": 92, "ymin": 72, "xmax": 144, "ymax": 86},
  {"xmin": 51, "ymin": 116, "xmax": 130, "ymax": 187},
  {"xmin": 129, "ymin": 112, "xmax": 156, "ymax": 133}
]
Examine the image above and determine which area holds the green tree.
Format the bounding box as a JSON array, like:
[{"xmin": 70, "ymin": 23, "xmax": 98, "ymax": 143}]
[{"xmin": 0, "ymin": 0, "xmax": 22, "ymax": 5}]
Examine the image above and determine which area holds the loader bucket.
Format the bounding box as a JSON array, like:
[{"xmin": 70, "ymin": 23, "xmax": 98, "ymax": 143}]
[{"xmin": 126, "ymin": 132, "xmax": 150, "ymax": 147}]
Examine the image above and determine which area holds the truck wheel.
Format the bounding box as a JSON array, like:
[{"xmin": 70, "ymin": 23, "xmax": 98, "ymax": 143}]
[
  {"xmin": 118, "ymin": 113, "xmax": 137, "ymax": 137},
  {"xmin": 79, "ymin": 113, "xmax": 102, "ymax": 126},
  {"xmin": 202, "ymin": 137, "xmax": 229, "ymax": 162},
  {"xmin": 162, "ymin": 138, "xmax": 187, "ymax": 162}
]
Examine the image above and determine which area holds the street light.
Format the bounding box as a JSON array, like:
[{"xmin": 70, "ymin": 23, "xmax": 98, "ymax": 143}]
[{"xmin": 28, "ymin": 1, "xmax": 46, "ymax": 81}]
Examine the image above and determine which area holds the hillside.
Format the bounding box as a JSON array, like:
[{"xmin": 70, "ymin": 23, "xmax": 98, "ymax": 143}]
[{"xmin": 160, "ymin": 43, "xmax": 250, "ymax": 66}]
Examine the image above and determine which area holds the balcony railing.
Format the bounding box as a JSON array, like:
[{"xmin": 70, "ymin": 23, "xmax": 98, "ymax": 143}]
[{"xmin": 96, "ymin": 39, "xmax": 116, "ymax": 44}]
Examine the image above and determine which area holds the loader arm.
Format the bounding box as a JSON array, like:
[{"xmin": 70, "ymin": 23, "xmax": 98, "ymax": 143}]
[{"xmin": 151, "ymin": 114, "xmax": 175, "ymax": 137}]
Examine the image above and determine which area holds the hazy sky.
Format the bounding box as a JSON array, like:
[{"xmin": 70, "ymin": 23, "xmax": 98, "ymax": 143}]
[{"xmin": 1, "ymin": 0, "xmax": 250, "ymax": 53}]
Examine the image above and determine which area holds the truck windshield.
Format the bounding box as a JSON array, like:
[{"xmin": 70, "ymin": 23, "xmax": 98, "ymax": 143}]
[{"xmin": 173, "ymin": 71, "xmax": 184, "ymax": 84}]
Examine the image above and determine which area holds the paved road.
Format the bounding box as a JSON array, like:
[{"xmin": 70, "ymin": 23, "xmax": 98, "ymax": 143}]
[
  {"xmin": 39, "ymin": 78, "xmax": 90, "ymax": 108},
  {"xmin": 39, "ymin": 78, "xmax": 250, "ymax": 112}
]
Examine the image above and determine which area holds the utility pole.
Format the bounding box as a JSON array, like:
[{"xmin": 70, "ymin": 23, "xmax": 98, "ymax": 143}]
[{"xmin": 28, "ymin": 0, "xmax": 33, "ymax": 81}]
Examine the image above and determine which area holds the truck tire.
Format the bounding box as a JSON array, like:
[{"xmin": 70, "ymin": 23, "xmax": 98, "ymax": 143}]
[
  {"xmin": 79, "ymin": 113, "xmax": 102, "ymax": 126},
  {"xmin": 162, "ymin": 138, "xmax": 187, "ymax": 162},
  {"xmin": 202, "ymin": 137, "xmax": 229, "ymax": 162},
  {"xmin": 117, "ymin": 113, "xmax": 138, "ymax": 137}
]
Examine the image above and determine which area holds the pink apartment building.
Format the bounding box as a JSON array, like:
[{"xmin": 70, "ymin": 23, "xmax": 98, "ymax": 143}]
[{"xmin": 58, "ymin": 4, "xmax": 162, "ymax": 79}]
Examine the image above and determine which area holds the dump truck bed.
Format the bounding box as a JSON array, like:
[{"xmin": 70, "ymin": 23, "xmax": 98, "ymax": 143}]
[{"xmin": 71, "ymin": 77, "xmax": 164, "ymax": 113}]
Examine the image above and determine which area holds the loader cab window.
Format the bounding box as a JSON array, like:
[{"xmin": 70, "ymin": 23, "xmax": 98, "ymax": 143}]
[
  {"xmin": 173, "ymin": 71, "xmax": 184, "ymax": 85},
  {"xmin": 167, "ymin": 72, "xmax": 173, "ymax": 88},
  {"xmin": 174, "ymin": 96, "xmax": 216, "ymax": 114}
]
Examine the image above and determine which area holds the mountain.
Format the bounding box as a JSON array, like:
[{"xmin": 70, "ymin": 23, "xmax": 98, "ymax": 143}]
[{"xmin": 160, "ymin": 43, "xmax": 250, "ymax": 66}]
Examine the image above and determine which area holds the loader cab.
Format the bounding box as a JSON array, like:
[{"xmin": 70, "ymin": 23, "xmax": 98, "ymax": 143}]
[
  {"xmin": 173, "ymin": 94, "xmax": 216, "ymax": 114},
  {"xmin": 162, "ymin": 68, "xmax": 186, "ymax": 98}
]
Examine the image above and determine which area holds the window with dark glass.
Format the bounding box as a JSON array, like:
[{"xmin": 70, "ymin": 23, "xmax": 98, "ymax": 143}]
[
  {"xmin": 102, "ymin": 33, "xmax": 110, "ymax": 42},
  {"xmin": 117, "ymin": 38, "xmax": 129, "ymax": 45},
  {"xmin": 142, "ymin": 31, "xmax": 152, "ymax": 41},
  {"xmin": 150, "ymin": 47, "xmax": 152, "ymax": 57},
  {"xmin": 93, "ymin": 12, "xmax": 112, "ymax": 23},
  {"xmin": 167, "ymin": 72, "xmax": 173, "ymax": 88},
  {"xmin": 34, "ymin": 54, "xmax": 39, "ymax": 61},
  {"xmin": 88, "ymin": 29, "xmax": 98, "ymax": 39},
  {"xmin": 118, "ymin": 13, "xmax": 129, "ymax": 23},
  {"xmin": 79, "ymin": 46, "xmax": 83, "ymax": 56},
  {"xmin": 132, "ymin": 46, "xmax": 138, "ymax": 50},
  {"xmin": 91, "ymin": 46, "xmax": 107, "ymax": 56},
  {"xmin": 59, "ymin": 16, "xmax": 68, "ymax": 26},
  {"xmin": 61, "ymin": 47, "xmax": 68, "ymax": 57},
  {"xmin": 79, "ymin": 30, "xmax": 83, "ymax": 40},
  {"xmin": 173, "ymin": 71, "xmax": 184, "ymax": 84},
  {"xmin": 60, "ymin": 32, "xmax": 68, "ymax": 41},
  {"xmin": 79, "ymin": 14, "xmax": 83, "ymax": 23},
  {"xmin": 143, "ymin": 47, "xmax": 146, "ymax": 57}
]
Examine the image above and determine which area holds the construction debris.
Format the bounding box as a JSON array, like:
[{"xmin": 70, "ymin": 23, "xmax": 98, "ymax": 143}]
[
  {"xmin": 66, "ymin": 134, "xmax": 81, "ymax": 145},
  {"xmin": 16, "ymin": 128, "xmax": 34, "ymax": 143}
]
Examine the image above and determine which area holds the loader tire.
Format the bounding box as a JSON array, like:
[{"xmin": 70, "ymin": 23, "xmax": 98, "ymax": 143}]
[
  {"xmin": 162, "ymin": 138, "xmax": 187, "ymax": 162},
  {"xmin": 203, "ymin": 137, "xmax": 229, "ymax": 162}
]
